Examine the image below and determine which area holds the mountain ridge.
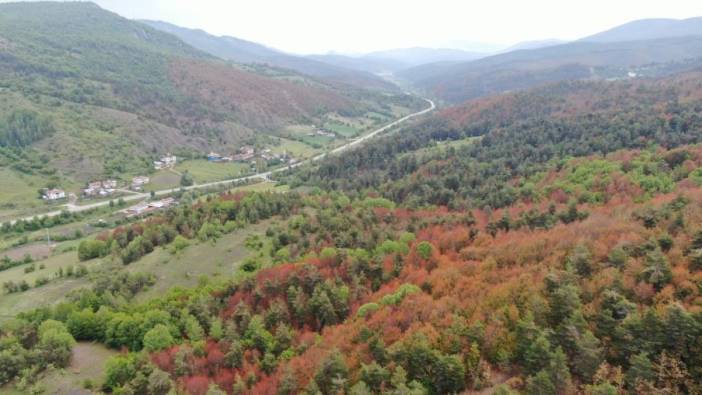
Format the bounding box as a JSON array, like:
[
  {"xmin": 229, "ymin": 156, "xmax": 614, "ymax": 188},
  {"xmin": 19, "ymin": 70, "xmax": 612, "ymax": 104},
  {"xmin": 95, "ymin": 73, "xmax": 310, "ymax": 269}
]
[{"xmin": 141, "ymin": 19, "xmax": 397, "ymax": 91}]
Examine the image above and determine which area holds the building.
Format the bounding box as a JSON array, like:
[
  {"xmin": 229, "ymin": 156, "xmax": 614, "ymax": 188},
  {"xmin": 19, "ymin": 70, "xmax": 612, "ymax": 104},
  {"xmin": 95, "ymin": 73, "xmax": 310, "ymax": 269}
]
[
  {"xmin": 155, "ymin": 154, "xmax": 177, "ymax": 169},
  {"xmin": 207, "ymin": 152, "xmax": 222, "ymax": 162},
  {"xmin": 43, "ymin": 189, "xmax": 66, "ymax": 201},
  {"xmin": 83, "ymin": 180, "xmax": 118, "ymax": 197},
  {"xmin": 125, "ymin": 197, "xmax": 177, "ymax": 217},
  {"xmin": 131, "ymin": 176, "xmax": 150, "ymax": 190},
  {"xmin": 233, "ymin": 146, "xmax": 255, "ymax": 162}
]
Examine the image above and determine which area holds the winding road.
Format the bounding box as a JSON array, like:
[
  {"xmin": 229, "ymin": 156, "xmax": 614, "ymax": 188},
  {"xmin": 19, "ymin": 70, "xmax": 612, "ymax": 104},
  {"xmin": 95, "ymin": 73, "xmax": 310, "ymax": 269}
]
[{"xmin": 10, "ymin": 98, "xmax": 435, "ymax": 224}]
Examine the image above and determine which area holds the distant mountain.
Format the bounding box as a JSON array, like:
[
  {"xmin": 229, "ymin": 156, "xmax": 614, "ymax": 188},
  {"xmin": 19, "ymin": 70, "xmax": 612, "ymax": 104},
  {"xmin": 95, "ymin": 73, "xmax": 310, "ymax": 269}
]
[
  {"xmin": 436, "ymin": 40, "xmax": 506, "ymax": 53},
  {"xmin": 501, "ymin": 39, "xmax": 568, "ymax": 52},
  {"xmin": 364, "ymin": 47, "xmax": 486, "ymax": 67},
  {"xmin": 581, "ymin": 17, "xmax": 702, "ymax": 43},
  {"xmin": 309, "ymin": 47, "xmax": 486, "ymax": 75},
  {"xmin": 0, "ymin": 2, "xmax": 413, "ymax": 180},
  {"xmin": 141, "ymin": 20, "xmax": 396, "ymax": 91},
  {"xmin": 400, "ymin": 33, "xmax": 702, "ymax": 103},
  {"xmin": 307, "ymin": 53, "xmax": 406, "ymax": 74}
]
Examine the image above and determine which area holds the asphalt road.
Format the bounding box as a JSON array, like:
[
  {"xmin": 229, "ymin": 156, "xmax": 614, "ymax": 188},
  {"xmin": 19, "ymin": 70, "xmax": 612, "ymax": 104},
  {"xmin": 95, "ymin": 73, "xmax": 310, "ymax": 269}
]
[{"xmin": 10, "ymin": 98, "xmax": 435, "ymax": 224}]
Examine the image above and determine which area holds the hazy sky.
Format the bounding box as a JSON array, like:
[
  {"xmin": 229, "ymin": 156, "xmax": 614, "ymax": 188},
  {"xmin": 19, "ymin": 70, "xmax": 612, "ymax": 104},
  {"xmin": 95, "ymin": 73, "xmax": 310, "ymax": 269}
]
[{"xmin": 43, "ymin": 0, "xmax": 702, "ymax": 53}]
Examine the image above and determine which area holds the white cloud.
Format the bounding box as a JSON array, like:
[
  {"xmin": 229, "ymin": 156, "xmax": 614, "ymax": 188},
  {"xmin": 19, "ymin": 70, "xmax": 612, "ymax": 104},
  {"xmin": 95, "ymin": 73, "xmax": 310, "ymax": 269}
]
[{"xmin": 39, "ymin": 0, "xmax": 702, "ymax": 53}]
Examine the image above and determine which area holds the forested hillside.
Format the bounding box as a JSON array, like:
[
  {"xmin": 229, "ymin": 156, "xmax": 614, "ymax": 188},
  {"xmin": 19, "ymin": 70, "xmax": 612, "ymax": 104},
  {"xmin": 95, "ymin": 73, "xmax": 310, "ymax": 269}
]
[
  {"xmin": 0, "ymin": 2, "xmax": 416, "ymax": 181},
  {"xmin": 289, "ymin": 72, "xmax": 702, "ymax": 209},
  {"xmin": 3, "ymin": 65, "xmax": 702, "ymax": 394}
]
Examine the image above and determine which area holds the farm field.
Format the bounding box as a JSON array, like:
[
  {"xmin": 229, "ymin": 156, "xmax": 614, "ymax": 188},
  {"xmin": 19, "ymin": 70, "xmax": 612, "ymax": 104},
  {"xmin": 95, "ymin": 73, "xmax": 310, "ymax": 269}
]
[
  {"xmin": 175, "ymin": 159, "xmax": 251, "ymax": 183},
  {"xmin": 299, "ymin": 134, "xmax": 334, "ymax": 148},
  {"xmin": 270, "ymin": 136, "xmax": 320, "ymax": 159},
  {"xmin": 323, "ymin": 120, "xmax": 360, "ymax": 138},
  {"xmin": 146, "ymin": 170, "xmax": 180, "ymax": 191}
]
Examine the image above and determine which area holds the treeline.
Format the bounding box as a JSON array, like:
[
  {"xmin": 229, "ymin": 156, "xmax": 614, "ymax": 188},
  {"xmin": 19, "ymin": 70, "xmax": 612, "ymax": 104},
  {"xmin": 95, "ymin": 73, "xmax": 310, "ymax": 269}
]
[
  {"xmin": 78, "ymin": 191, "xmax": 303, "ymax": 264},
  {"xmin": 0, "ymin": 110, "xmax": 55, "ymax": 148},
  {"xmin": 1, "ymin": 210, "xmax": 84, "ymax": 235}
]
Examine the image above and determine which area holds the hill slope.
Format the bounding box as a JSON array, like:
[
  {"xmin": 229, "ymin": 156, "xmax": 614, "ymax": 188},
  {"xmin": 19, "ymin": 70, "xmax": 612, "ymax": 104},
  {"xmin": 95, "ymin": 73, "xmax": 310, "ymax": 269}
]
[
  {"xmin": 291, "ymin": 70, "xmax": 702, "ymax": 208},
  {"xmin": 5, "ymin": 70, "xmax": 702, "ymax": 394},
  {"xmin": 0, "ymin": 2, "xmax": 414, "ymax": 183},
  {"xmin": 141, "ymin": 20, "xmax": 397, "ymax": 91}
]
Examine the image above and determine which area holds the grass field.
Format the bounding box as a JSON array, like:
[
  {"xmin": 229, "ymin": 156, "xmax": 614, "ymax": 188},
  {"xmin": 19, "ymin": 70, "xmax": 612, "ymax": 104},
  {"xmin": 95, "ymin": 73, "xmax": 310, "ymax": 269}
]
[
  {"xmin": 323, "ymin": 121, "xmax": 359, "ymax": 138},
  {"xmin": 284, "ymin": 124, "xmax": 316, "ymax": 135},
  {"xmin": 147, "ymin": 170, "xmax": 180, "ymax": 191},
  {"xmin": 126, "ymin": 219, "xmax": 273, "ymax": 301},
  {"xmin": 175, "ymin": 160, "xmax": 251, "ymax": 183},
  {"xmin": 271, "ymin": 137, "xmax": 320, "ymax": 159},
  {"xmin": 300, "ymin": 134, "xmax": 334, "ymax": 148},
  {"xmin": 0, "ymin": 168, "xmax": 74, "ymax": 223},
  {"xmin": 0, "ymin": 342, "xmax": 118, "ymax": 395},
  {"xmin": 41, "ymin": 342, "xmax": 117, "ymax": 394}
]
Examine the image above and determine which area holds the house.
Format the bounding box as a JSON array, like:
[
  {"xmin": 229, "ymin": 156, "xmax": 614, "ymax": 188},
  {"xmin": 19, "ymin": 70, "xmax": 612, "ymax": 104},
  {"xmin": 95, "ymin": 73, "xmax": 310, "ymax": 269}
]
[
  {"xmin": 154, "ymin": 154, "xmax": 177, "ymax": 169},
  {"xmin": 162, "ymin": 154, "xmax": 176, "ymax": 166},
  {"xmin": 43, "ymin": 189, "xmax": 66, "ymax": 201},
  {"xmin": 83, "ymin": 180, "xmax": 118, "ymax": 197},
  {"xmin": 82, "ymin": 186, "xmax": 98, "ymax": 197},
  {"xmin": 207, "ymin": 152, "xmax": 222, "ymax": 162},
  {"xmin": 131, "ymin": 176, "xmax": 150, "ymax": 190},
  {"xmin": 233, "ymin": 146, "xmax": 256, "ymax": 162}
]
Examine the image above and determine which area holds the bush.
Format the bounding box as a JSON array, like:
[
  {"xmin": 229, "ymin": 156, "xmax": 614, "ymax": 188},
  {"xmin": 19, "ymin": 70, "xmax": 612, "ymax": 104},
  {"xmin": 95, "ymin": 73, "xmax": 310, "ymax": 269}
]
[{"xmin": 78, "ymin": 239, "xmax": 108, "ymax": 261}]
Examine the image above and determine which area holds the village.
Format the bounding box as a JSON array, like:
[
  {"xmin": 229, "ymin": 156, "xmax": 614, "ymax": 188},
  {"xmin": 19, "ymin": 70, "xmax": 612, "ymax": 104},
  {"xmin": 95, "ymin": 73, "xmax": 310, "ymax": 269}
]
[
  {"xmin": 205, "ymin": 145, "xmax": 297, "ymax": 167},
  {"xmin": 39, "ymin": 146, "xmax": 298, "ymax": 204}
]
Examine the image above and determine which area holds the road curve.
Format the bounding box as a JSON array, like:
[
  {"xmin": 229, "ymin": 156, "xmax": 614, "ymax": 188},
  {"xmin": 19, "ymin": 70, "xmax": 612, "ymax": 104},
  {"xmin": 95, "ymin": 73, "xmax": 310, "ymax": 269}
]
[{"xmin": 9, "ymin": 98, "xmax": 435, "ymax": 224}]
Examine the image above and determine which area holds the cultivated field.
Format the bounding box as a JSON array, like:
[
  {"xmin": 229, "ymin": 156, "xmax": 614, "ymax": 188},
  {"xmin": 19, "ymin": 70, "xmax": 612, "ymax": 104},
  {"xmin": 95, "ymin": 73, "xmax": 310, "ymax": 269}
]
[{"xmin": 175, "ymin": 159, "xmax": 251, "ymax": 183}]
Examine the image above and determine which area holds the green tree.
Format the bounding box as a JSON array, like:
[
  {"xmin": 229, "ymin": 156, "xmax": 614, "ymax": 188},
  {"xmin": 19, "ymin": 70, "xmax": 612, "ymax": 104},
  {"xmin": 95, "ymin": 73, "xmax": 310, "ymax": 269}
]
[
  {"xmin": 569, "ymin": 244, "xmax": 593, "ymax": 277},
  {"xmin": 525, "ymin": 370, "xmax": 556, "ymax": 395},
  {"xmin": 209, "ymin": 316, "xmax": 223, "ymax": 340},
  {"xmin": 184, "ymin": 315, "xmax": 204, "ymax": 342},
  {"xmin": 180, "ymin": 170, "xmax": 194, "ymax": 187},
  {"xmin": 314, "ymin": 351, "xmax": 349, "ymax": 395},
  {"xmin": 640, "ymin": 248, "xmax": 672, "ymax": 291},
  {"xmin": 104, "ymin": 354, "xmax": 139, "ymax": 391},
  {"xmin": 77, "ymin": 239, "xmax": 107, "ymax": 261},
  {"xmin": 143, "ymin": 324, "xmax": 175, "ymax": 352},
  {"xmin": 37, "ymin": 320, "xmax": 76, "ymax": 367},
  {"xmin": 416, "ymin": 241, "xmax": 433, "ymax": 260},
  {"xmin": 147, "ymin": 368, "xmax": 172, "ymax": 395}
]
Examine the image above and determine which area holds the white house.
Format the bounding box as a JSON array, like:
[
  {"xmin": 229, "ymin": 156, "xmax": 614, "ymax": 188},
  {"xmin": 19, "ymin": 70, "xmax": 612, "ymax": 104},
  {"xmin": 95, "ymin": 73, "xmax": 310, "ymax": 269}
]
[
  {"xmin": 154, "ymin": 154, "xmax": 177, "ymax": 169},
  {"xmin": 43, "ymin": 189, "xmax": 66, "ymax": 201},
  {"xmin": 131, "ymin": 176, "xmax": 150, "ymax": 190}
]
